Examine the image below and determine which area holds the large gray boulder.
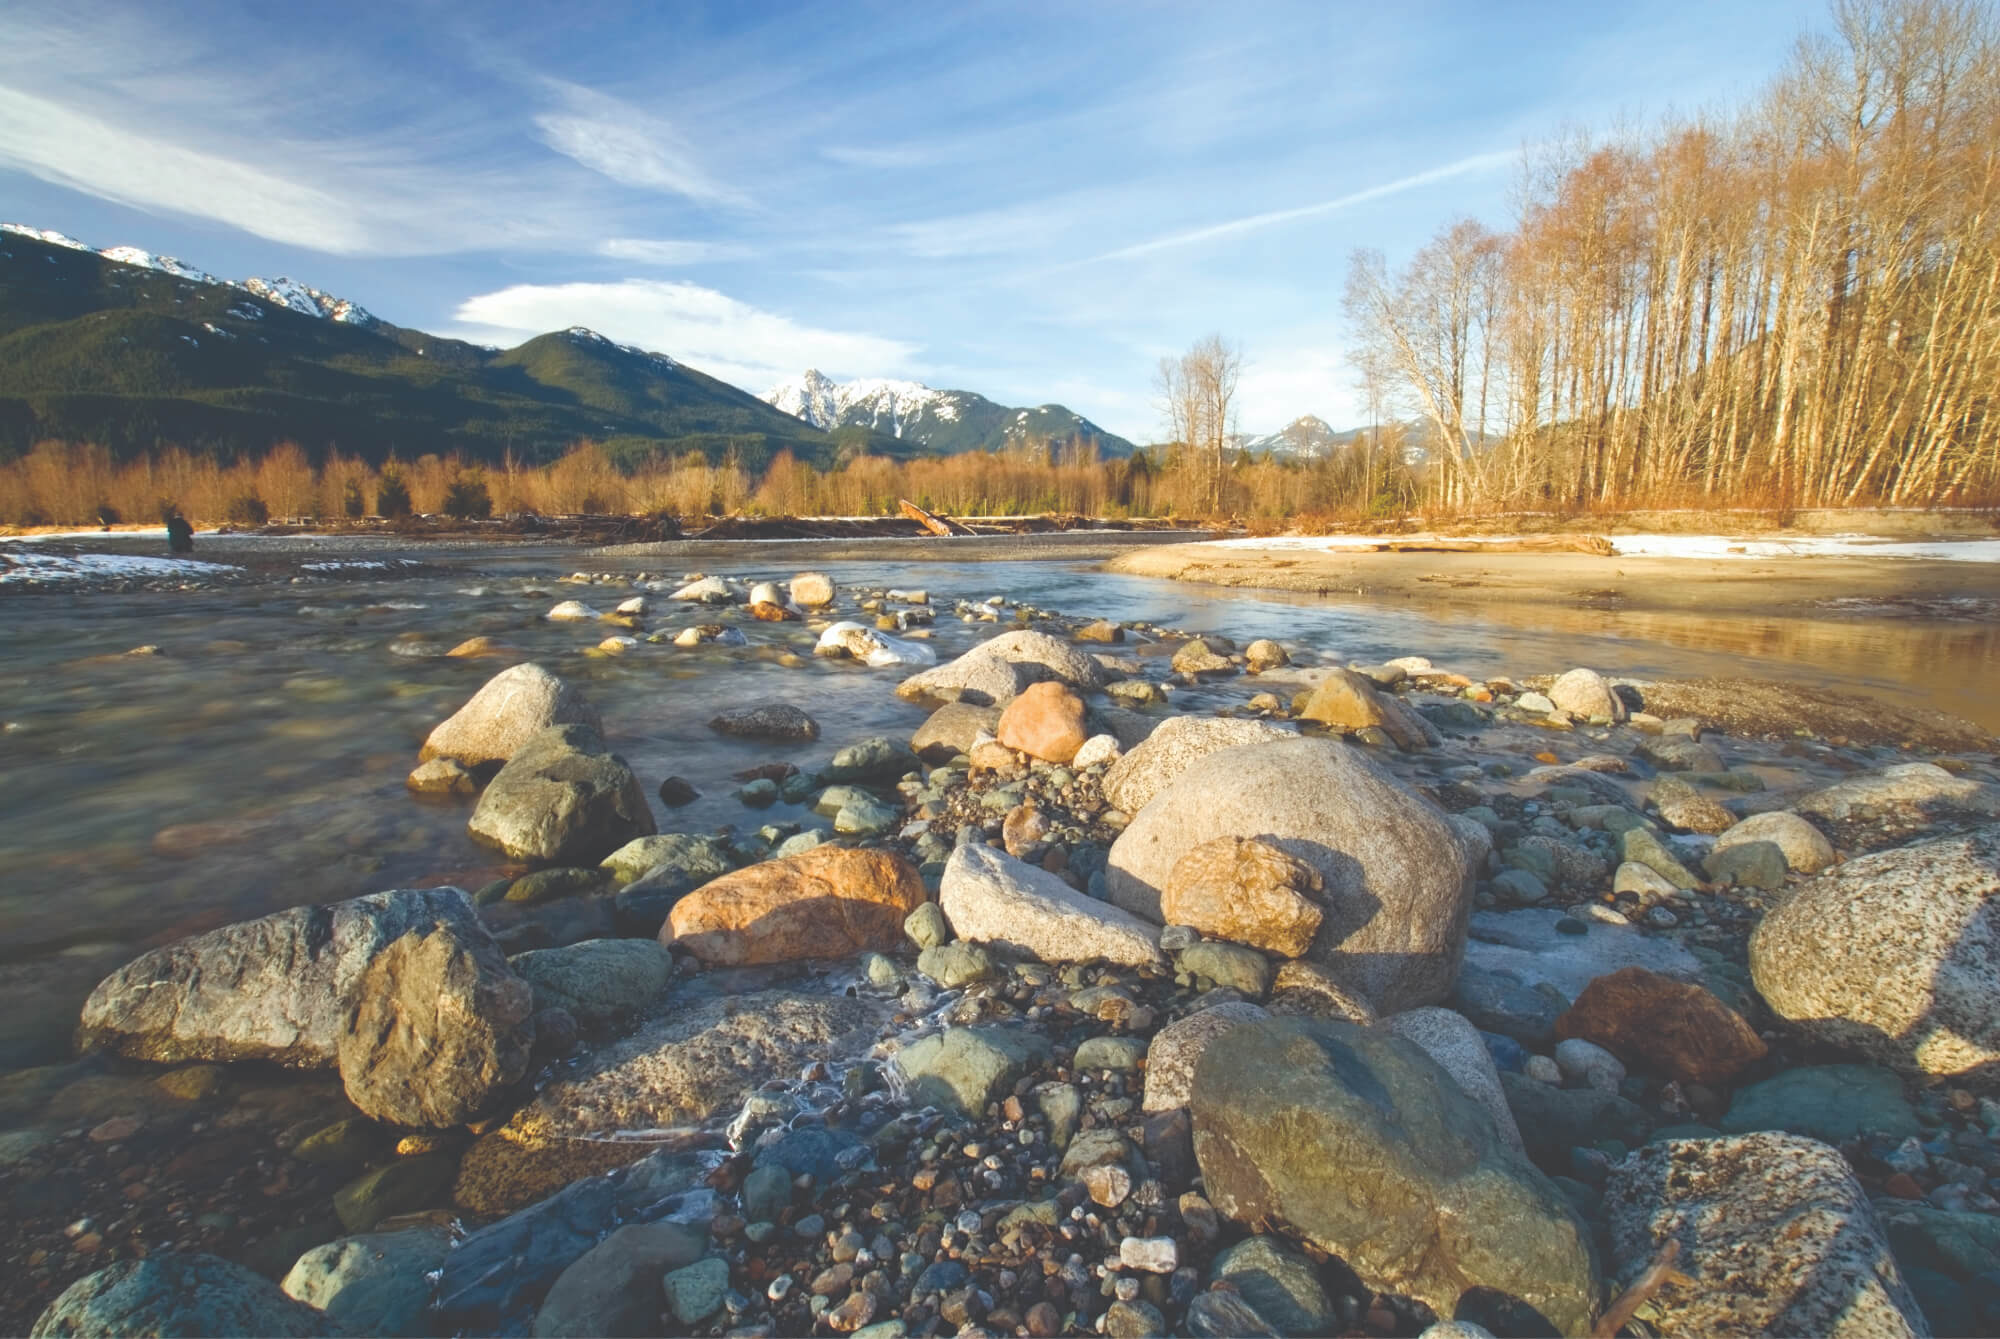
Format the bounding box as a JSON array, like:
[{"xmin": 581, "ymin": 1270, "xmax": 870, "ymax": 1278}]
[
  {"xmin": 1107, "ymin": 738, "xmax": 1485, "ymax": 1013},
  {"xmin": 33, "ymin": 1253, "xmax": 332, "ymax": 1338},
  {"xmin": 532, "ymin": 1220, "xmax": 707, "ymax": 1338},
  {"xmin": 940, "ymin": 843, "xmax": 1165, "ymax": 968},
  {"xmin": 911, "ymin": 701, "xmax": 1002, "ymax": 763},
  {"xmin": 1750, "ymin": 826, "xmax": 2000, "ymax": 1086},
  {"xmin": 1191, "ymin": 1018, "xmax": 1599, "ymax": 1335},
  {"xmin": 1605, "ymin": 1134, "xmax": 1929, "ymax": 1338},
  {"xmin": 1794, "ymin": 763, "xmax": 2000, "ymax": 824},
  {"xmin": 78, "ymin": 887, "xmax": 497, "ymax": 1068},
  {"xmin": 1713, "ymin": 809, "xmax": 1836, "ymax": 874},
  {"xmin": 1142, "ymin": 1001, "xmax": 1269, "ymax": 1113},
  {"xmin": 421, "ymin": 662, "xmax": 601, "ymax": 767},
  {"xmin": 509, "ymin": 938, "xmax": 673, "ymax": 1032},
  {"xmin": 1100, "ymin": 715, "xmax": 1295, "ymax": 815},
  {"xmin": 282, "ymin": 1224, "xmax": 452, "ymax": 1338},
  {"xmin": 338, "ymin": 902, "xmax": 537, "ymax": 1127},
  {"xmin": 896, "ymin": 629, "xmax": 1106, "ymax": 707},
  {"xmin": 468, "ymin": 723, "xmax": 656, "ymax": 864}
]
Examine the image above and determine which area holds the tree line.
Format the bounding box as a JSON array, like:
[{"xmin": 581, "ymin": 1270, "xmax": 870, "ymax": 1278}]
[{"xmin": 1343, "ymin": 0, "xmax": 2000, "ymax": 510}]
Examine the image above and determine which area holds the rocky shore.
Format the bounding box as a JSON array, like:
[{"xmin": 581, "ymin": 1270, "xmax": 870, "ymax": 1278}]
[{"xmin": 9, "ymin": 563, "xmax": 2000, "ymax": 1338}]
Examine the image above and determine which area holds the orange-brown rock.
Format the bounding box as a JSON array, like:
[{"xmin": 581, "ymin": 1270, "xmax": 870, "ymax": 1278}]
[
  {"xmin": 1297, "ymin": 669, "xmax": 1431, "ymax": 751},
  {"xmin": 749, "ymin": 601, "xmax": 798, "ymax": 622},
  {"xmin": 1553, "ymin": 965, "xmax": 1767, "ymax": 1087},
  {"xmin": 1002, "ymin": 803, "xmax": 1051, "ymax": 857},
  {"xmin": 447, "ymin": 636, "xmax": 514, "ymax": 658},
  {"xmin": 1161, "ymin": 836, "xmax": 1325, "ymax": 958},
  {"xmin": 995, "ymin": 681, "xmax": 1089, "ymax": 764},
  {"xmin": 663, "ymin": 846, "xmax": 926, "ymax": 966},
  {"xmin": 968, "ymin": 739, "xmax": 1022, "ymax": 775}
]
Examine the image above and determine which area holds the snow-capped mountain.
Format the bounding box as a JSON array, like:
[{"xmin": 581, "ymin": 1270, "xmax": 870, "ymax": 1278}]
[
  {"xmin": 1239, "ymin": 414, "xmax": 1346, "ymax": 459},
  {"xmin": 1, "ymin": 223, "xmax": 375, "ymax": 325},
  {"xmin": 764, "ymin": 369, "xmax": 1133, "ymax": 457}
]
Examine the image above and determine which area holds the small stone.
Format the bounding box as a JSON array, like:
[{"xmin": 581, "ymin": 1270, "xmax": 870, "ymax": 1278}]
[
  {"xmin": 1119, "ymin": 1236, "xmax": 1178, "ymax": 1274},
  {"xmin": 904, "ymin": 902, "xmax": 950, "ymax": 950}
]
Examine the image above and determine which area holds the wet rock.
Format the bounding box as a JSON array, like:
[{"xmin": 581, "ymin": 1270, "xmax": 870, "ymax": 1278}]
[
  {"xmin": 1704, "ymin": 839, "xmax": 1789, "ymax": 889},
  {"xmin": 1721, "ymin": 1063, "xmax": 1921, "ymax": 1141},
  {"xmin": 1605, "ymin": 1133, "xmax": 1927, "ymax": 1338},
  {"xmin": 1245, "ymin": 639, "xmax": 1289, "ymax": 672},
  {"xmin": 1077, "ymin": 618, "xmax": 1125, "ymax": 643},
  {"xmin": 1100, "ymin": 716, "xmax": 1295, "ymax": 815},
  {"xmin": 893, "ymin": 1025, "xmax": 1052, "ymax": 1116},
  {"xmin": 602, "ymin": 832, "xmax": 734, "ymax": 889},
  {"xmin": 468, "ymin": 723, "xmax": 656, "ymax": 865},
  {"xmin": 709, "ymin": 703, "xmax": 820, "ymax": 740},
  {"xmin": 32, "ymin": 1253, "xmax": 331, "ymax": 1339},
  {"xmin": 1463, "ymin": 908, "xmax": 1705, "ymax": 1001},
  {"xmin": 79, "ymin": 886, "xmax": 499, "ymax": 1068},
  {"xmin": 657, "ymin": 776, "xmax": 699, "ymax": 807},
  {"xmin": 815, "ymin": 621, "xmax": 935, "ymax": 667},
  {"xmin": 1172, "ymin": 638, "xmax": 1235, "ymax": 675},
  {"xmin": 339, "ymin": 909, "xmax": 536, "ymax": 1127},
  {"xmin": 912, "ymin": 702, "xmax": 1002, "ymax": 764},
  {"xmin": 421, "ymin": 662, "xmax": 601, "ymax": 767},
  {"xmin": 825, "ymin": 735, "xmax": 914, "ymax": 781},
  {"xmin": 509, "ymin": 938, "xmax": 673, "ymax": 1032},
  {"xmin": 1210, "ymin": 1235, "xmax": 1334, "ymax": 1335},
  {"xmin": 939, "ymin": 843, "xmax": 1165, "ymax": 968},
  {"xmin": 406, "ymin": 756, "xmax": 477, "ymax": 795},
  {"xmin": 1185, "ymin": 1290, "xmax": 1283, "ymax": 1338},
  {"xmin": 897, "ymin": 629, "xmax": 1106, "ymax": 707},
  {"xmin": 1192, "ymin": 1018, "xmax": 1598, "ymax": 1335},
  {"xmin": 1297, "ymin": 668, "xmax": 1437, "ymax": 751},
  {"xmin": 669, "ymin": 575, "xmax": 736, "ymax": 604},
  {"xmin": 1161, "ymin": 836, "xmax": 1325, "ymax": 958},
  {"xmin": 663, "ymin": 1256, "xmax": 733, "ymax": 1328},
  {"xmin": 790, "ymin": 571, "xmax": 836, "ymax": 607},
  {"xmin": 1142, "ymin": 1002, "xmax": 1271, "ymax": 1112},
  {"xmin": 1795, "ymin": 763, "xmax": 2000, "ymax": 824},
  {"xmin": 1652, "ymin": 777, "xmax": 1736, "ymax": 834},
  {"xmin": 1108, "ymin": 738, "xmax": 1485, "ymax": 1013},
  {"xmin": 663, "ymin": 846, "xmax": 925, "ymax": 966},
  {"xmin": 1751, "ymin": 826, "xmax": 2000, "ymax": 1085},
  {"xmin": 1713, "ymin": 809, "xmax": 1836, "ymax": 874},
  {"xmin": 1383, "ymin": 1006, "xmax": 1524, "ymax": 1154},
  {"xmin": 996, "ymin": 681, "xmax": 1090, "ymax": 763},
  {"xmin": 331, "ymin": 1153, "xmax": 458, "ymax": 1232},
  {"xmin": 1553, "ymin": 966, "xmax": 1766, "ymax": 1087},
  {"xmin": 1547, "ymin": 668, "xmax": 1626, "ymax": 722},
  {"xmin": 1498, "ymin": 1070, "xmax": 1654, "ymax": 1166},
  {"xmin": 282, "ymin": 1224, "xmax": 451, "ymax": 1337}
]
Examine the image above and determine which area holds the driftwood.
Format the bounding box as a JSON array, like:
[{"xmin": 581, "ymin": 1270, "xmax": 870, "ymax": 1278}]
[
  {"xmin": 1593, "ymin": 1237, "xmax": 1687, "ymax": 1338},
  {"xmin": 1374, "ymin": 534, "xmax": 1616, "ymax": 556},
  {"xmin": 898, "ymin": 498, "xmax": 976, "ymax": 537}
]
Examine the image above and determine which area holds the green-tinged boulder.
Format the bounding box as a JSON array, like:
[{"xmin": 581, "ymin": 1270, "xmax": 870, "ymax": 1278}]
[
  {"xmin": 1211, "ymin": 1235, "xmax": 1336, "ymax": 1336},
  {"xmin": 282, "ymin": 1224, "xmax": 452, "ymax": 1337},
  {"xmin": 468, "ymin": 724, "xmax": 656, "ymax": 865},
  {"xmin": 1192, "ymin": 1018, "xmax": 1599, "ymax": 1335},
  {"xmin": 33, "ymin": 1253, "xmax": 332, "ymax": 1338},
  {"xmin": 1721, "ymin": 1064, "xmax": 1921, "ymax": 1141},
  {"xmin": 918, "ymin": 941, "xmax": 996, "ymax": 988},
  {"xmin": 601, "ymin": 833, "xmax": 734, "ymax": 888},
  {"xmin": 532, "ymin": 1221, "xmax": 706, "ymax": 1337},
  {"xmin": 894, "ymin": 1026, "xmax": 1052, "ymax": 1116},
  {"xmin": 509, "ymin": 938, "xmax": 673, "ymax": 1032},
  {"xmin": 332, "ymin": 1153, "xmax": 458, "ymax": 1233}
]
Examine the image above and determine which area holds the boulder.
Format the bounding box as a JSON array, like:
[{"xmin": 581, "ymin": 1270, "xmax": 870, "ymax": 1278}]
[
  {"xmin": 1142, "ymin": 1003, "xmax": 1271, "ymax": 1113},
  {"xmin": 1210, "ymin": 1235, "xmax": 1334, "ymax": 1336},
  {"xmin": 468, "ymin": 724, "xmax": 656, "ymax": 865},
  {"xmin": 1076, "ymin": 619, "xmax": 1124, "ymax": 643},
  {"xmin": 1651, "ymin": 777, "xmax": 1736, "ymax": 835},
  {"xmin": 32, "ymin": 1254, "xmax": 331, "ymax": 1339},
  {"xmin": 282, "ymin": 1224, "xmax": 452, "ymax": 1338},
  {"xmin": 1100, "ymin": 716, "xmax": 1296, "ymax": 822},
  {"xmin": 1604, "ymin": 1134, "xmax": 1928, "ymax": 1338},
  {"xmin": 1721, "ymin": 1063, "xmax": 1921, "ymax": 1141},
  {"xmin": 1749, "ymin": 826, "xmax": 2000, "ymax": 1085},
  {"xmin": 1382, "ymin": 1006, "xmax": 1524, "ymax": 1154},
  {"xmin": 1553, "ymin": 966, "xmax": 1766, "ymax": 1087},
  {"xmin": 940, "ymin": 843, "xmax": 1165, "ymax": 968},
  {"xmin": 1162, "ymin": 836, "xmax": 1325, "ymax": 958},
  {"xmin": 1177, "ymin": 940, "xmax": 1272, "ymax": 997},
  {"xmin": 1172, "ymin": 638, "xmax": 1236, "ymax": 675},
  {"xmin": 1297, "ymin": 668, "xmax": 1437, "ymax": 751},
  {"xmin": 532, "ymin": 1221, "xmax": 706, "ymax": 1338},
  {"xmin": 338, "ymin": 911, "xmax": 537, "ymax": 1127},
  {"xmin": 1463, "ymin": 908, "xmax": 1705, "ymax": 1001},
  {"xmin": 421, "ymin": 663, "xmax": 601, "ymax": 767},
  {"xmin": 894, "ymin": 1025, "xmax": 1053, "ymax": 1116},
  {"xmin": 1107, "ymin": 738, "xmax": 1484, "ymax": 1013},
  {"xmin": 663, "ymin": 846, "xmax": 926, "ymax": 966},
  {"xmin": 669, "ymin": 575, "xmax": 735, "ymax": 603},
  {"xmin": 790, "ymin": 571, "xmax": 836, "ymax": 607},
  {"xmin": 1547, "ymin": 668, "xmax": 1626, "ymax": 721},
  {"xmin": 1713, "ymin": 810, "xmax": 1836, "ymax": 874},
  {"xmin": 1192, "ymin": 1018, "xmax": 1598, "ymax": 1335},
  {"xmin": 708, "ymin": 703, "xmax": 819, "ymax": 740},
  {"xmin": 896, "ymin": 629, "xmax": 1106, "ymax": 707},
  {"xmin": 995, "ymin": 681, "xmax": 1090, "ymax": 763},
  {"xmin": 509, "ymin": 939, "xmax": 673, "ymax": 1032},
  {"xmin": 1795, "ymin": 763, "xmax": 2000, "ymax": 824},
  {"xmin": 1244, "ymin": 639, "xmax": 1289, "ymax": 672},
  {"xmin": 814, "ymin": 621, "xmax": 935, "ymax": 668},
  {"xmin": 1704, "ymin": 839, "xmax": 1789, "ymax": 890},
  {"xmin": 912, "ymin": 702, "xmax": 1002, "ymax": 763},
  {"xmin": 545, "ymin": 600, "xmax": 599, "ymax": 621},
  {"xmin": 79, "ymin": 887, "xmax": 496, "ymax": 1068},
  {"xmin": 601, "ymin": 832, "xmax": 734, "ymax": 889}
]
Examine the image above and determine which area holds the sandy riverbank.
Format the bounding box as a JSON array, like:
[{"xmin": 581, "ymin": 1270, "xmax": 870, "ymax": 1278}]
[{"xmin": 1106, "ymin": 539, "xmax": 2000, "ymax": 619}]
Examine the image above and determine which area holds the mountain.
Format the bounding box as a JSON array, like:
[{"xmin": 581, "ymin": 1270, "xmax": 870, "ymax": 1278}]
[
  {"xmin": 764, "ymin": 368, "xmax": 1135, "ymax": 457},
  {"xmin": 0, "ymin": 224, "xmax": 900, "ymax": 469},
  {"xmin": 1239, "ymin": 414, "xmax": 1350, "ymax": 459}
]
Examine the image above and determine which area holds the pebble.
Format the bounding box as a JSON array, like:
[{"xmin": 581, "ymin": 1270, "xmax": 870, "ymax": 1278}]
[{"xmin": 1118, "ymin": 1236, "xmax": 1178, "ymax": 1274}]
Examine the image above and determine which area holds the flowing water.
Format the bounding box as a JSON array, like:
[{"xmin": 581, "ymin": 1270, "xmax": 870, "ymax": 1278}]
[{"xmin": 0, "ymin": 539, "xmax": 1995, "ymax": 1080}]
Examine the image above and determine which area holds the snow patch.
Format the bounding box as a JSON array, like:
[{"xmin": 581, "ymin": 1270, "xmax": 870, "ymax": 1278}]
[
  {"xmin": 0, "ymin": 551, "xmax": 239, "ymax": 585},
  {"xmin": 1205, "ymin": 533, "xmax": 2000, "ymax": 563}
]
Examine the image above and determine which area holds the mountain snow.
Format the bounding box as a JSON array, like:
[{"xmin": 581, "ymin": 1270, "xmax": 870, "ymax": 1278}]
[
  {"xmin": 2, "ymin": 222, "xmax": 374, "ymax": 326},
  {"xmin": 561, "ymin": 326, "xmax": 678, "ymax": 369},
  {"xmin": 765, "ymin": 368, "xmax": 962, "ymax": 438},
  {"xmin": 1241, "ymin": 414, "xmax": 1342, "ymax": 459}
]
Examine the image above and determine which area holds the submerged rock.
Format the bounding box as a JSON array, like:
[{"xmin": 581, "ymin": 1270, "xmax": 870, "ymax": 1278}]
[
  {"xmin": 281, "ymin": 1224, "xmax": 451, "ymax": 1338},
  {"xmin": 1108, "ymin": 738, "xmax": 1485, "ymax": 1013},
  {"xmin": 708, "ymin": 702, "xmax": 820, "ymax": 740}
]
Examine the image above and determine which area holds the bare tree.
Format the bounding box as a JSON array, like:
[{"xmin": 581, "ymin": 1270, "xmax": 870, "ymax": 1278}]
[{"xmin": 1156, "ymin": 334, "xmax": 1244, "ymax": 513}]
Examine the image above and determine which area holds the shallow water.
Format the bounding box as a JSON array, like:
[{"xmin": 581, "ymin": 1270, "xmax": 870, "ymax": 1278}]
[{"xmin": 0, "ymin": 543, "xmax": 1994, "ymax": 1076}]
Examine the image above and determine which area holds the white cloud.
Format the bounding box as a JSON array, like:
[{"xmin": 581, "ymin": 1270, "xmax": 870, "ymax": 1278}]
[
  {"xmin": 534, "ymin": 83, "xmax": 749, "ymax": 207},
  {"xmin": 820, "ymin": 143, "xmax": 936, "ymax": 169},
  {"xmin": 447, "ymin": 278, "xmax": 919, "ymax": 392},
  {"xmin": 0, "ymin": 86, "xmax": 374, "ymax": 254},
  {"xmin": 1236, "ymin": 345, "xmax": 1363, "ymax": 434},
  {"xmin": 598, "ymin": 237, "xmax": 747, "ymax": 265}
]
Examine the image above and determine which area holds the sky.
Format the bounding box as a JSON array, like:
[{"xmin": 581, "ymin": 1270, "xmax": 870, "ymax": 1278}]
[{"xmin": 0, "ymin": 0, "xmax": 1829, "ymax": 440}]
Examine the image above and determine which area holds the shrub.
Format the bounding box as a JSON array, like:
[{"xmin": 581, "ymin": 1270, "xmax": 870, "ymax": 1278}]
[
  {"xmin": 341, "ymin": 477, "xmax": 365, "ymax": 519},
  {"xmin": 225, "ymin": 493, "xmax": 269, "ymax": 525},
  {"xmin": 376, "ymin": 470, "xmax": 412, "ymax": 519},
  {"xmin": 441, "ymin": 476, "xmax": 493, "ymax": 520}
]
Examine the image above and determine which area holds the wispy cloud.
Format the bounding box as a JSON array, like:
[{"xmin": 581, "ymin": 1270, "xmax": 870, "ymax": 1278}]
[
  {"xmin": 1085, "ymin": 150, "xmax": 1517, "ymax": 264},
  {"xmin": 447, "ymin": 278, "xmax": 919, "ymax": 392},
  {"xmin": 598, "ymin": 237, "xmax": 748, "ymax": 266},
  {"xmin": 534, "ymin": 82, "xmax": 750, "ymax": 207},
  {"xmin": 820, "ymin": 143, "xmax": 936, "ymax": 170}
]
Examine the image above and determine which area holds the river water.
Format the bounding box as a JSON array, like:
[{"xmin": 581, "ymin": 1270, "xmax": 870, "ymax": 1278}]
[{"xmin": 0, "ymin": 539, "xmax": 1995, "ymax": 1079}]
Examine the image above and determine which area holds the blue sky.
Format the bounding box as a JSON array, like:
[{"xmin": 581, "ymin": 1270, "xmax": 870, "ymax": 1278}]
[{"xmin": 2, "ymin": 0, "xmax": 1826, "ymax": 440}]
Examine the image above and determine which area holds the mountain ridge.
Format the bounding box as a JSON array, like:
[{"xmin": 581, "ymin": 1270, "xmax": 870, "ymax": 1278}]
[{"xmin": 764, "ymin": 368, "xmax": 1136, "ymax": 457}]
